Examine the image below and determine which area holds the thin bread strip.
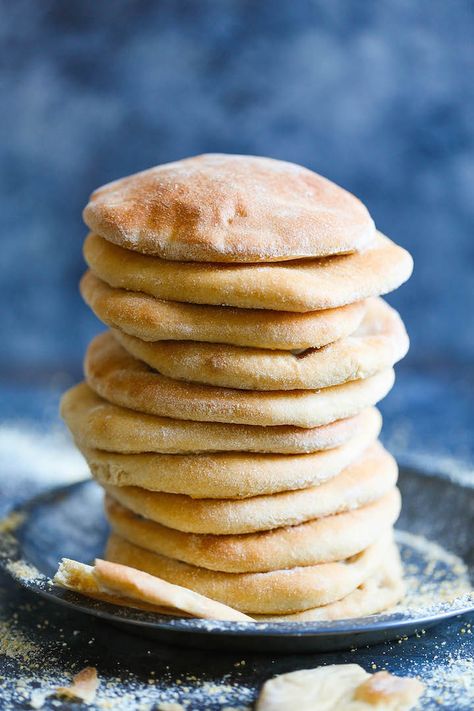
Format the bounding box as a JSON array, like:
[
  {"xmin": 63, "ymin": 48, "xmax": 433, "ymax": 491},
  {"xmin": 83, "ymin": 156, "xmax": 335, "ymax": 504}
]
[{"xmin": 54, "ymin": 558, "xmax": 253, "ymax": 621}]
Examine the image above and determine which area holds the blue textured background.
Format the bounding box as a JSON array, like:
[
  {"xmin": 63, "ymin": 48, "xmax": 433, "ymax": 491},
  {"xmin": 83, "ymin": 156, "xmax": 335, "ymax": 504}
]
[
  {"xmin": 1, "ymin": 0, "xmax": 473, "ymax": 379},
  {"xmin": 0, "ymin": 6, "xmax": 473, "ymax": 707}
]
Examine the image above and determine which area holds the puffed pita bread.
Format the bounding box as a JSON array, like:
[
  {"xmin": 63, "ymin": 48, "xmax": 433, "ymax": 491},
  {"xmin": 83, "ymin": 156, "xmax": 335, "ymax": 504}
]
[
  {"xmin": 85, "ymin": 332, "xmax": 395, "ymax": 427},
  {"xmin": 105, "ymin": 533, "xmax": 392, "ymax": 614},
  {"xmin": 81, "ymin": 271, "xmax": 366, "ymax": 350},
  {"xmin": 84, "ymin": 232, "xmax": 413, "ymax": 312},
  {"xmin": 104, "ymin": 488, "xmax": 400, "ymax": 572},
  {"xmin": 53, "ymin": 550, "xmax": 405, "ymax": 625},
  {"xmin": 102, "ymin": 443, "xmax": 398, "ymax": 534},
  {"xmin": 61, "ymin": 383, "xmax": 374, "ymax": 455},
  {"xmin": 113, "ymin": 298, "xmax": 408, "ymax": 390},
  {"xmin": 80, "ymin": 408, "xmax": 382, "ymax": 498},
  {"xmin": 83, "ymin": 154, "xmax": 375, "ymax": 263},
  {"xmin": 255, "ymin": 663, "xmax": 423, "ymax": 710},
  {"xmin": 53, "ymin": 557, "xmax": 252, "ymax": 621},
  {"xmin": 261, "ymin": 543, "xmax": 404, "ymax": 620}
]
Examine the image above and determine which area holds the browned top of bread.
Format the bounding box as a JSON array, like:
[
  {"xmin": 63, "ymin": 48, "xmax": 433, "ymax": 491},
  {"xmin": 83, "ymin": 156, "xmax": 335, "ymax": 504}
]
[{"xmin": 83, "ymin": 154, "xmax": 375, "ymax": 262}]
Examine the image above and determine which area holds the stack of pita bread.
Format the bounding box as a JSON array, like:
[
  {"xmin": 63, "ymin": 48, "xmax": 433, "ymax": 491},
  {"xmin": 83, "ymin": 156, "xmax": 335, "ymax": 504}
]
[{"xmin": 61, "ymin": 154, "xmax": 413, "ymax": 620}]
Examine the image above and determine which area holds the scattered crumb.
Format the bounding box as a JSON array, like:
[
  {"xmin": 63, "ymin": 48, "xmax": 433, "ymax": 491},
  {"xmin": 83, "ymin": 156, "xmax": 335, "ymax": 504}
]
[
  {"xmin": 56, "ymin": 667, "xmax": 99, "ymax": 704},
  {"xmin": 29, "ymin": 689, "xmax": 47, "ymax": 709}
]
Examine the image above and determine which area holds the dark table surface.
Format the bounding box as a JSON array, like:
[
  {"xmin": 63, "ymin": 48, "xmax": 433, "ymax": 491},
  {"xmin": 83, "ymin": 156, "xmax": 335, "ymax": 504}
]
[{"xmin": 1, "ymin": 363, "xmax": 473, "ymax": 710}]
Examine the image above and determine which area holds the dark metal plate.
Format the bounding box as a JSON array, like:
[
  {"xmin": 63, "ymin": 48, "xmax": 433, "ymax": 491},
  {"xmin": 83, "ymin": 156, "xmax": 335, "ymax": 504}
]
[{"xmin": 0, "ymin": 467, "xmax": 472, "ymax": 652}]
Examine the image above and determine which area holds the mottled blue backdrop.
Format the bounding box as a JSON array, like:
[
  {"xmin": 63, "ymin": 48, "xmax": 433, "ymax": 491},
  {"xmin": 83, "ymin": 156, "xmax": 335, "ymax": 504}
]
[{"xmin": 1, "ymin": 0, "xmax": 473, "ymax": 379}]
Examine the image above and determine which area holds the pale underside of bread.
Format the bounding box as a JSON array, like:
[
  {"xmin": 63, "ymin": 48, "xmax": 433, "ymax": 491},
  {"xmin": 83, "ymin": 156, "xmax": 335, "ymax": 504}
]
[
  {"xmin": 61, "ymin": 383, "xmax": 378, "ymax": 455},
  {"xmin": 84, "ymin": 231, "xmax": 413, "ymax": 312},
  {"xmin": 82, "ymin": 153, "xmax": 375, "ymax": 263},
  {"xmin": 104, "ymin": 487, "xmax": 401, "ymax": 572},
  {"xmin": 84, "ymin": 332, "xmax": 395, "ymax": 428},
  {"xmin": 255, "ymin": 661, "xmax": 423, "ymax": 711},
  {"xmin": 80, "ymin": 271, "xmax": 367, "ymax": 350},
  {"xmin": 112, "ymin": 297, "xmax": 408, "ymax": 391},
  {"xmin": 101, "ymin": 442, "xmax": 399, "ymax": 535},
  {"xmin": 80, "ymin": 407, "xmax": 382, "ymax": 498},
  {"xmin": 105, "ymin": 532, "xmax": 393, "ymax": 614}
]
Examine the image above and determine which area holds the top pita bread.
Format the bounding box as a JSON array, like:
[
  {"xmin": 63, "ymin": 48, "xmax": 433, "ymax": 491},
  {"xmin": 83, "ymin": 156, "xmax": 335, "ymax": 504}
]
[{"xmin": 83, "ymin": 154, "xmax": 375, "ymax": 263}]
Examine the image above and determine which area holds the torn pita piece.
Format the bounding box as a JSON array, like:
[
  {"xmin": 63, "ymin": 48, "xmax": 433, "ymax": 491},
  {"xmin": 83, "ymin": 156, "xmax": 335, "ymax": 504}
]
[
  {"xmin": 56, "ymin": 667, "xmax": 99, "ymax": 704},
  {"xmin": 256, "ymin": 664, "xmax": 424, "ymax": 711},
  {"xmin": 53, "ymin": 557, "xmax": 254, "ymax": 622}
]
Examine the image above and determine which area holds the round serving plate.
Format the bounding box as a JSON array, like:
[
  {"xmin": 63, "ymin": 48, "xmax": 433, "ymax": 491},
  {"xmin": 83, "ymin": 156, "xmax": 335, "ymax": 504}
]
[{"xmin": 0, "ymin": 466, "xmax": 472, "ymax": 653}]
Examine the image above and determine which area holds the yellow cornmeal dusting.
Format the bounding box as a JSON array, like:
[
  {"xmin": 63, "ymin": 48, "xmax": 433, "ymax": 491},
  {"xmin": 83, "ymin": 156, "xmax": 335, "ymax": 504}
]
[
  {"xmin": 6, "ymin": 560, "xmax": 42, "ymax": 584},
  {"xmin": 396, "ymin": 530, "xmax": 472, "ymax": 613},
  {"xmin": 0, "ymin": 619, "xmax": 38, "ymax": 661},
  {"xmin": 423, "ymin": 655, "xmax": 474, "ymax": 706},
  {"xmin": 0, "ymin": 511, "xmax": 25, "ymax": 534}
]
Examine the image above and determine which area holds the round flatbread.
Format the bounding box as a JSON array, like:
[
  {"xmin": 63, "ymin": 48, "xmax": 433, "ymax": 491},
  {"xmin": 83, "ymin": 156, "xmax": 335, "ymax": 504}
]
[
  {"xmin": 102, "ymin": 443, "xmax": 398, "ymax": 534},
  {"xmin": 104, "ymin": 488, "xmax": 400, "ymax": 572},
  {"xmin": 113, "ymin": 298, "xmax": 408, "ymax": 391},
  {"xmin": 84, "ymin": 332, "xmax": 395, "ymax": 427},
  {"xmin": 84, "ymin": 232, "xmax": 413, "ymax": 312},
  {"xmin": 61, "ymin": 384, "xmax": 376, "ymax": 455},
  {"xmin": 83, "ymin": 154, "xmax": 375, "ymax": 263},
  {"xmin": 105, "ymin": 532, "xmax": 391, "ymax": 614},
  {"xmin": 259, "ymin": 544, "xmax": 404, "ymax": 620},
  {"xmin": 61, "ymin": 383, "xmax": 378, "ymax": 454},
  {"xmin": 80, "ymin": 408, "xmax": 382, "ymax": 498},
  {"xmin": 80, "ymin": 272, "xmax": 366, "ymax": 350}
]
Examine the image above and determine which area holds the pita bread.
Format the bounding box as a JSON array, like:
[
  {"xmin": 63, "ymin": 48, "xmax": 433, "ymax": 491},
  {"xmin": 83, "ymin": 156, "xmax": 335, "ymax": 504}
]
[
  {"xmin": 255, "ymin": 661, "xmax": 423, "ymax": 710},
  {"xmin": 83, "ymin": 154, "xmax": 375, "ymax": 263},
  {"xmin": 53, "ymin": 557, "xmax": 252, "ymax": 621},
  {"xmin": 113, "ymin": 298, "xmax": 408, "ymax": 390},
  {"xmin": 85, "ymin": 332, "xmax": 395, "ymax": 427},
  {"xmin": 53, "ymin": 549, "xmax": 403, "ymax": 624},
  {"xmin": 103, "ymin": 443, "xmax": 398, "ymax": 534},
  {"xmin": 84, "ymin": 232, "xmax": 413, "ymax": 312},
  {"xmin": 80, "ymin": 271, "xmax": 366, "ymax": 350},
  {"xmin": 104, "ymin": 488, "xmax": 400, "ymax": 572},
  {"xmin": 261, "ymin": 543, "xmax": 404, "ymax": 621},
  {"xmin": 105, "ymin": 532, "xmax": 392, "ymax": 614},
  {"xmin": 61, "ymin": 383, "xmax": 374, "ymax": 455},
  {"xmin": 80, "ymin": 408, "xmax": 382, "ymax": 498}
]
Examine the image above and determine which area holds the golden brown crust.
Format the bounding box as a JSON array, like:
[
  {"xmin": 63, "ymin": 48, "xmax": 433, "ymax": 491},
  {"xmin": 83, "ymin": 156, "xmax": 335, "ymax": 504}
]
[
  {"xmin": 53, "ymin": 558, "xmax": 252, "ymax": 621},
  {"xmin": 83, "ymin": 154, "xmax": 375, "ymax": 263},
  {"xmin": 61, "ymin": 383, "xmax": 373, "ymax": 454},
  {"xmin": 55, "ymin": 667, "xmax": 99, "ymax": 704},
  {"xmin": 104, "ymin": 488, "xmax": 400, "ymax": 572},
  {"xmin": 354, "ymin": 671, "xmax": 424, "ymax": 707},
  {"xmin": 84, "ymin": 232, "xmax": 413, "ymax": 312},
  {"xmin": 80, "ymin": 408, "xmax": 382, "ymax": 498},
  {"xmin": 102, "ymin": 443, "xmax": 399, "ymax": 534},
  {"xmin": 113, "ymin": 298, "xmax": 408, "ymax": 391},
  {"xmin": 84, "ymin": 332, "xmax": 395, "ymax": 427},
  {"xmin": 80, "ymin": 271, "xmax": 366, "ymax": 350},
  {"xmin": 259, "ymin": 543, "xmax": 404, "ymax": 620},
  {"xmin": 105, "ymin": 532, "xmax": 392, "ymax": 614}
]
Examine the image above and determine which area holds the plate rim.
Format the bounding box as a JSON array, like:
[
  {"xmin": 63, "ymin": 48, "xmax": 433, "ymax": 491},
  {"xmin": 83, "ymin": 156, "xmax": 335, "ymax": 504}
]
[{"xmin": 1, "ymin": 467, "xmax": 473, "ymax": 639}]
